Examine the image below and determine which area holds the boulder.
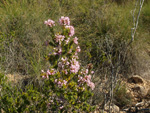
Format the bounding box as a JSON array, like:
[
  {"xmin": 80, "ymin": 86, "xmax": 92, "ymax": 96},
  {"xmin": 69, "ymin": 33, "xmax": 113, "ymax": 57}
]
[
  {"xmin": 132, "ymin": 85, "xmax": 148, "ymax": 97},
  {"xmin": 128, "ymin": 75, "xmax": 144, "ymax": 84}
]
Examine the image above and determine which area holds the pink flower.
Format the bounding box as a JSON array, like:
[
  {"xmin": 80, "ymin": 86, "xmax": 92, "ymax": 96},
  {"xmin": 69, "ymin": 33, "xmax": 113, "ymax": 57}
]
[
  {"xmin": 57, "ymin": 81, "xmax": 62, "ymax": 87},
  {"xmin": 66, "ymin": 61, "xmax": 70, "ymax": 66},
  {"xmin": 46, "ymin": 69, "xmax": 51, "ymax": 75},
  {"xmin": 44, "ymin": 19, "xmax": 55, "ymax": 27},
  {"xmin": 63, "ymin": 80, "xmax": 67, "ymax": 85},
  {"xmin": 85, "ymin": 69, "xmax": 88, "ymax": 74},
  {"xmin": 42, "ymin": 75, "xmax": 48, "ymax": 79},
  {"xmin": 76, "ymin": 46, "xmax": 81, "ymax": 52},
  {"xmin": 91, "ymin": 71, "xmax": 94, "ymax": 74},
  {"xmin": 68, "ymin": 49, "xmax": 72, "ymax": 53},
  {"xmin": 55, "ymin": 79, "xmax": 58, "ymax": 83},
  {"xmin": 89, "ymin": 82, "xmax": 95, "ymax": 90},
  {"xmin": 73, "ymin": 37, "xmax": 78, "ymax": 45},
  {"xmin": 83, "ymin": 87, "xmax": 85, "ymax": 91},
  {"xmin": 86, "ymin": 79, "xmax": 91, "ymax": 85},
  {"xmin": 53, "ymin": 52, "xmax": 57, "ymax": 55},
  {"xmin": 65, "ymin": 38, "xmax": 70, "ymax": 44},
  {"xmin": 72, "ymin": 55, "xmax": 78, "ymax": 59},
  {"xmin": 46, "ymin": 69, "xmax": 56, "ymax": 75},
  {"xmin": 59, "ymin": 16, "xmax": 70, "ymax": 26},
  {"xmin": 85, "ymin": 75, "xmax": 91, "ymax": 81},
  {"xmin": 85, "ymin": 75, "xmax": 95, "ymax": 90},
  {"xmin": 70, "ymin": 59, "xmax": 80, "ymax": 73},
  {"xmin": 50, "ymin": 100, "xmax": 53, "ymax": 103},
  {"xmin": 61, "ymin": 57, "xmax": 67, "ymax": 62},
  {"xmin": 64, "ymin": 70, "xmax": 68, "ymax": 74},
  {"xmin": 42, "ymin": 74, "xmax": 49, "ymax": 79},
  {"xmin": 65, "ymin": 26, "xmax": 75, "ymax": 37},
  {"xmin": 50, "ymin": 69, "xmax": 56, "ymax": 75},
  {"xmin": 55, "ymin": 35, "xmax": 65, "ymax": 44},
  {"xmin": 59, "ymin": 106, "xmax": 64, "ymax": 109},
  {"xmin": 58, "ymin": 48, "xmax": 62, "ymax": 54}
]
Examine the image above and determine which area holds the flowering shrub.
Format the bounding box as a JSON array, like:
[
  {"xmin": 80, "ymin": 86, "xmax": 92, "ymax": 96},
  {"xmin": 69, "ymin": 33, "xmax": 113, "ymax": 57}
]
[{"xmin": 42, "ymin": 16, "xmax": 96, "ymax": 112}]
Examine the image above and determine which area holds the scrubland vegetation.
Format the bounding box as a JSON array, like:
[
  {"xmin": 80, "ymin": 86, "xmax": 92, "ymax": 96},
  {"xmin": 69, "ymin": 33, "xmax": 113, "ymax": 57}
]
[{"xmin": 0, "ymin": 0, "xmax": 150, "ymax": 112}]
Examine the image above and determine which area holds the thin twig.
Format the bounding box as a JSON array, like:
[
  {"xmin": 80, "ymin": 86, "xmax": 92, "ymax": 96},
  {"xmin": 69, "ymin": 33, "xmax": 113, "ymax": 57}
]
[{"xmin": 131, "ymin": 0, "xmax": 145, "ymax": 42}]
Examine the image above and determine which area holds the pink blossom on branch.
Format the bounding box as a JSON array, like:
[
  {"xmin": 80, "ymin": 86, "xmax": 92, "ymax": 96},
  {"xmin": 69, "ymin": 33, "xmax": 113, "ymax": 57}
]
[
  {"xmin": 55, "ymin": 79, "xmax": 68, "ymax": 88},
  {"xmin": 58, "ymin": 48, "xmax": 62, "ymax": 55},
  {"xmin": 85, "ymin": 69, "xmax": 89, "ymax": 74},
  {"xmin": 55, "ymin": 35, "xmax": 65, "ymax": 44},
  {"xmin": 88, "ymin": 82, "xmax": 95, "ymax": 90},
  {"xmin": 91, "ymin": 71, "xmax": 94, "ymax": 74},
  {"xmin": 44, "ymin": 19, "xmax": 55, "ymax": 27},
  {"xmin": 65, "ymin": 38, "xmax": 70, "ymax": 44},
  {"xmin": 59, "ymin": 106, "xmax": 64, "ymax": 109},
  {"xmin": 85, "ymin": 75, "xmax": 91, "ymax": 81},
  {"xmin": 64, "ymin": 69, "xmax": 68, "ymax": 75},
  {"xmin": 73, "ymin": 37, "xmax": 78, "ymax": 45},
  {"xmin": 70, "ymin": 58, "xmax": 80, "ymax": 74},
  {"xmin": 61, "ymin": 57, "xmax": 67, "ymax": 62},
  {"xmin": 59, "ymin": 16, "xmax": 70, "ymax": 26},
  {"xmin": 65, "ymin": 25, "xmax": 75, "ymax": 37},
  {"xmin": 76, "ymin": 46, "xmax": 81, "ymax": 53},
  {"xmin": 46, "ymin": 69, "xmax": 56, "ymax": 76}
]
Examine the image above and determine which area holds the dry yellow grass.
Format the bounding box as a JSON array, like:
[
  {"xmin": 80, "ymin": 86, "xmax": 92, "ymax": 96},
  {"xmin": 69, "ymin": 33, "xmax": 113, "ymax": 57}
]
[{"xmin": 5, "ymin": 73, "xmax": 24, "ymax": 84}]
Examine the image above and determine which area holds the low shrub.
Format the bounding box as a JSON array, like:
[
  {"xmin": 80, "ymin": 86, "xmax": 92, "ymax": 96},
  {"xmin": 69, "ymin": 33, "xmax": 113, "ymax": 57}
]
[{"xmin": 114, "ymin": 81, "xmax": 132, "ymax": 108}]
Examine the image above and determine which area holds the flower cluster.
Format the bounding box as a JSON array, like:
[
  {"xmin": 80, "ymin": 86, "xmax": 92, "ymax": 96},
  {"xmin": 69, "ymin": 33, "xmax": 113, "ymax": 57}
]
[
  {"xmin": 43, "ymin": 16, "xmax": 95, "ymax": 89},
  {"xmin": 65, "ymin": 25, "xmax": 75, "ymax": 37},
  {"xmin": 54, "ymin": 79, "xmax": 67, "ymax": 88},
  {"xmin": 78, "ymin": 69, "xmax": 95, "ymax": 90},
  {"xmin": 59, "ymin": 16, "xmax": 70, "ymax": 26},
  {"xmin": 70, "ymin": 58, "xmax": 80, "ymax": 74},
  {"xmin": 53, "ymin": 47, "xmax": 62, "ymax": 55},
  {"xmin": 44, "ymin": 19, "xmax": 55, "ymax": 27},
  {"xmin": 58, "ymin": 56, "xmax": 80, "ymax": 74},
  {"xmin": 41, "ymin": 68, "xmax": 56, "ymax": 79},
  {"xmin": 73, "ymin": 37, "xmax": 78, "ymax": 45},
  {"xmin": 55, "ymin": 35, "xmax": 65, "ymax": 44}
]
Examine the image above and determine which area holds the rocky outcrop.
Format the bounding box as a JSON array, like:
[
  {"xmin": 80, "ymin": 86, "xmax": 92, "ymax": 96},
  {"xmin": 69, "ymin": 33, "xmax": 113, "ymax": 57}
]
[
  {"xmin": 132, "ymin": 85, "xmax": 148, "ymax": 98},
  {"xmin": 123, "ymin": 75, "xmax": 150, "ymax": 112}
]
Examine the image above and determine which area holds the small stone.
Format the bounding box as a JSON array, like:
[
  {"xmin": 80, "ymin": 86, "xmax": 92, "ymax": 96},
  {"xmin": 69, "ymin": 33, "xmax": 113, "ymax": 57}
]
[
  {"xmin": 135, "ymin": 101, "xmax": 144, "ymax": 107},
  {"xmin": 104, "ymin": 104, "xmax": 120, "ymax": 113}
]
